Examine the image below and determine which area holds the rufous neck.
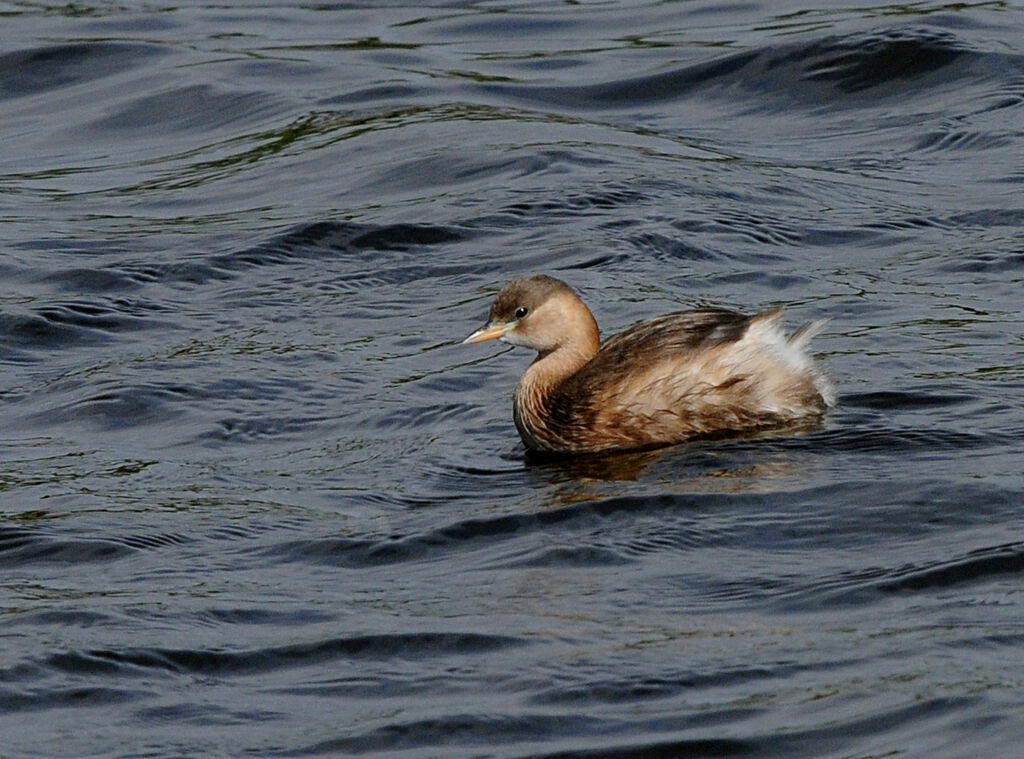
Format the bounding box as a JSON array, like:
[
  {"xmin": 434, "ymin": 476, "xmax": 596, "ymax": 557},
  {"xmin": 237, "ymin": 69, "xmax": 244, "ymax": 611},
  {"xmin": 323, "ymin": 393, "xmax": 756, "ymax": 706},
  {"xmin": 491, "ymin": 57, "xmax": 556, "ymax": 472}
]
[
  {"xmin": 517, "ymin": 292, "xmax": 600, "ymax": 393},
  {"xmin": 523, "ymin": 320, "xmax": 599, "ymax": 394}
]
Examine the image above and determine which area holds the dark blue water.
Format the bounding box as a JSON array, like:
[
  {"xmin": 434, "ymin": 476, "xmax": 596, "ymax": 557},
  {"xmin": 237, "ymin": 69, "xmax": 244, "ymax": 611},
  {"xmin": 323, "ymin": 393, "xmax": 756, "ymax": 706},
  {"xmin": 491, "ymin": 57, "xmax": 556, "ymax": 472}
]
[{"xmin": 3, "ymin": 2, "xmax": 1024, "ymax": 757}]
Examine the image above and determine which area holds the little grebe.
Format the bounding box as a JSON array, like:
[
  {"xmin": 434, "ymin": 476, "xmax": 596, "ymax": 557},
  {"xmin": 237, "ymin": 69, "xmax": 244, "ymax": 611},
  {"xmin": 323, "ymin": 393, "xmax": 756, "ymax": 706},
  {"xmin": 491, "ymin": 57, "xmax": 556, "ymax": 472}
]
[{"xmin": 464, "ymin": 275, "xmax": 834, "ymax": 454}]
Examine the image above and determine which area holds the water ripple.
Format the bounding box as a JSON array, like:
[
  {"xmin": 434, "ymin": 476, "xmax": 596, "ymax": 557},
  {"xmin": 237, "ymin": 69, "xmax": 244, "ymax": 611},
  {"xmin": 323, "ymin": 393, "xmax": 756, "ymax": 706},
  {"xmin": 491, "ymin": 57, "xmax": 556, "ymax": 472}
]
[
  {"xmin": 0, "ymin": 43, "xmax": 165, "ymax": 99},
  {"xmin": 46, "ymin": 632, "xmax": 526, "ymax": 677},
  {"xmin": 0, "ymin": 527, "xmax": 133, "ymax": 567}
]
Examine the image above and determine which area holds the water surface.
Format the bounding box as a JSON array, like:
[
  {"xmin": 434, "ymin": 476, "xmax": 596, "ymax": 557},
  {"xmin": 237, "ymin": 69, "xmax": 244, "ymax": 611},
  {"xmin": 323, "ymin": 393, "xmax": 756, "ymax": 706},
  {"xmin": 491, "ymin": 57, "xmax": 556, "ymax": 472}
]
[{"xmin": 2, "ymin": 1, "xmax": 1024, "ymax": 757}]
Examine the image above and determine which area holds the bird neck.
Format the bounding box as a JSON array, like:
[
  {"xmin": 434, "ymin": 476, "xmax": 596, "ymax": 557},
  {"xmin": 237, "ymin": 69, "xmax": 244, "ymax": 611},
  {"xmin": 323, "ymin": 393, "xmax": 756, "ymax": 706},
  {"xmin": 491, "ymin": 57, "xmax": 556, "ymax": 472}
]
[
  {"xmin": 510, "ymin": 297, "xmax": 600, "ymax": 451},
  {"xmin": 514, "ymin": 311, "xmax": 599, "ymax": 424},
  {"xmin": 528, "ymin": 343, "xmax": 595, "ymax": 389},
  {"xmin": 526, "ymin": 304, "xmax": 600, "ymax": 390}
]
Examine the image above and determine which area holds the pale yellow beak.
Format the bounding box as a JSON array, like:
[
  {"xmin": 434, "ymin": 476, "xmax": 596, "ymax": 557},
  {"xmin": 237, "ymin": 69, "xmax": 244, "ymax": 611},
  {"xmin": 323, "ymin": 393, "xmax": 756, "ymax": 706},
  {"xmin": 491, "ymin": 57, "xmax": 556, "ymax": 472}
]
[{"xmin": 462, "ymin": 323, "xmax": 508, "ymax": 344}]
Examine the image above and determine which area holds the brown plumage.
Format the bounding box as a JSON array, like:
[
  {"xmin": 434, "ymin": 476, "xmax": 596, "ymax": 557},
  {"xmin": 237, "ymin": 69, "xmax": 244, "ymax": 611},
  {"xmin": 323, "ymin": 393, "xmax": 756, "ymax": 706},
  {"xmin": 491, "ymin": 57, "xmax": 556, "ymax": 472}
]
[{"xmin": 464, "ymin": 275, "xmax": 835, "ymax": 454}]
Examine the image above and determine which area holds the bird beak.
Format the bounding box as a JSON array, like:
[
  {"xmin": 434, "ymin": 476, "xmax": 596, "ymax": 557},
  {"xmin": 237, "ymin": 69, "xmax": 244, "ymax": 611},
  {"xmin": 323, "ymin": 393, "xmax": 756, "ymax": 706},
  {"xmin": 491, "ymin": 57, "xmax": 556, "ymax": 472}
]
[{"xmin": 463, "ymin": 322, "xmax": 508, "ymax": 344}]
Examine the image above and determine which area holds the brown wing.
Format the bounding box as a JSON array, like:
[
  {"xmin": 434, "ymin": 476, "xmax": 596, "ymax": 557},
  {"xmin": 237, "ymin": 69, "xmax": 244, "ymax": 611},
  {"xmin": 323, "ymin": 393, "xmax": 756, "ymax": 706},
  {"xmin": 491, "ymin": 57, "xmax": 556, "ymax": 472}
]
[
  {"xmin": 570, "ymin": 308, "xmax": 756, "ymax": 395},
  {"xmin": 604, "ymin": 307, "xmax": 751, "ymax": 351},
  {"xmin": 527, "ymin": 307, "xmax": 826, "ymax": 452},
  {"xmin": 543, "ymin": 309, "xmax": 763, "ymax": 448}
]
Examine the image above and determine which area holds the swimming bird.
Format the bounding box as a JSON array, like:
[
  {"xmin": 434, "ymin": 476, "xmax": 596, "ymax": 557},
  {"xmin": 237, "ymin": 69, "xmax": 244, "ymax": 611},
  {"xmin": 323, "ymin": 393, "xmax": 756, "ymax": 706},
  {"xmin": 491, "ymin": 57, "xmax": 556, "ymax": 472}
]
[{"xmin": 463, "ymin": 275, "xmax": 834, "ymax": 454}]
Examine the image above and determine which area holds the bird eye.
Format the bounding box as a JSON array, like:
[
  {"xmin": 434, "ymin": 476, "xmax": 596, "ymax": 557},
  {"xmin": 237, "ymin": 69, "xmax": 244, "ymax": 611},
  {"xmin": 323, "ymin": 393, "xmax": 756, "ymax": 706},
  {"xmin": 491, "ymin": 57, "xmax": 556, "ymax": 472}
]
[{"xmin": 514, "ymin": 306, "xmax": 528, "ymax": 319}]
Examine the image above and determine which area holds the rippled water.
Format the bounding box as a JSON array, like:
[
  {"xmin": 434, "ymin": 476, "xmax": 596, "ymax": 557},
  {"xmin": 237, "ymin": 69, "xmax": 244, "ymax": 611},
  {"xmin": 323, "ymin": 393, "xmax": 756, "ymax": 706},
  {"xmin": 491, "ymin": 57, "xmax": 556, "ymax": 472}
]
[{"xmin": 3, "ymin": 1, "xmax": 1024, "ymax": 757}]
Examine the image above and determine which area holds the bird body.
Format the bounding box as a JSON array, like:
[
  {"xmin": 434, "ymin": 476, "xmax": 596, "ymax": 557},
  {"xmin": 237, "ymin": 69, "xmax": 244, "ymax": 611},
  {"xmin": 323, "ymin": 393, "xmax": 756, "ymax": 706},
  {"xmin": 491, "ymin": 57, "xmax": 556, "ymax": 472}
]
[{"xmin": 464, "ymin": 275, "xmax": 834, "ymax": 454}]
